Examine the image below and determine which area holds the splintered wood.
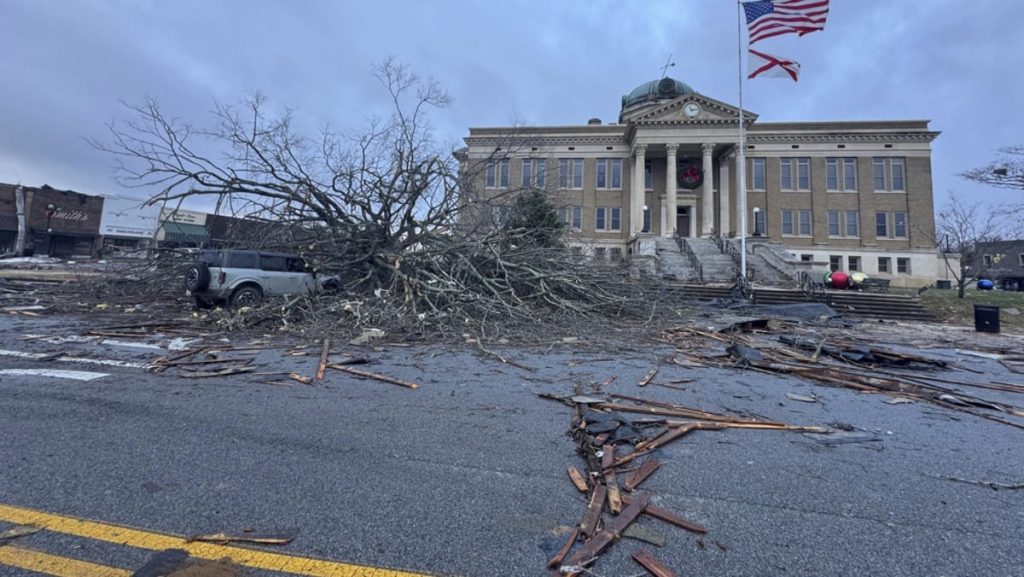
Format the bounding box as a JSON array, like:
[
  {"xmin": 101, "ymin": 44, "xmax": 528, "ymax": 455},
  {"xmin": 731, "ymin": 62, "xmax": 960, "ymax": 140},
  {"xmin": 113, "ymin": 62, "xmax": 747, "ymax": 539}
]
[{"xmin": 542, "ymin": 387, "xmax": 815, "ymax": 576}]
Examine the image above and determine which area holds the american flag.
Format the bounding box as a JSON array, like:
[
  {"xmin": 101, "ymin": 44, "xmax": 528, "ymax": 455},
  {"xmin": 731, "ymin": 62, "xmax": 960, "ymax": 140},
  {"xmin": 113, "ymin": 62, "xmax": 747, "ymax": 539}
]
[
  {"xmin": 748, "ymin": 48, "xmax": 801, "ymax": 81},
  {"xmin": 742, "ymin": 0, "xmax": 829, "ymax": 45}
]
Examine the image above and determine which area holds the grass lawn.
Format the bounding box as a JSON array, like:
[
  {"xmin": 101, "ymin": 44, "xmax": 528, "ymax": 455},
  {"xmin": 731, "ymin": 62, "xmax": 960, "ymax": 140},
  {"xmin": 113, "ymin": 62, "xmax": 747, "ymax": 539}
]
[{"xmin": 917, "ymin": 287, "xmax": 1024, "ymax": 333}]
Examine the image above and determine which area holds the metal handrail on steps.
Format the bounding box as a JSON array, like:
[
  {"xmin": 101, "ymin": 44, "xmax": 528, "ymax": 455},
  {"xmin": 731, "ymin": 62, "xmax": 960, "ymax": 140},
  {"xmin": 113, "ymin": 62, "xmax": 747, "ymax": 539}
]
[
  {"xmin": 798, "ymin": 271, "xmax": 828, "ymax": 302},
  {"xmin": 675, "ymin": 234, "xmax": 704, "ymax": 283},
  {"xmin": 750, "ymin": 243, "xmax": 799, "ymax": 284}
]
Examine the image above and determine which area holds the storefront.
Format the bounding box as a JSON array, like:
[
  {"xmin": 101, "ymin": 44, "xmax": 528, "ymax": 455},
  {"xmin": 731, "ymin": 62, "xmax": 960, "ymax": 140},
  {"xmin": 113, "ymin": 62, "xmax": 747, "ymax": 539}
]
[
  {"xmin": 26, "ymin": 185, "xmax": 103, "ymax": 258},
  {"xmin": 99, "ymin": 196, "xmax": 161, "ymax": 258},
  {"xmin": 157, "ymin": 208, "xmax": 209, "ymax": 247}
]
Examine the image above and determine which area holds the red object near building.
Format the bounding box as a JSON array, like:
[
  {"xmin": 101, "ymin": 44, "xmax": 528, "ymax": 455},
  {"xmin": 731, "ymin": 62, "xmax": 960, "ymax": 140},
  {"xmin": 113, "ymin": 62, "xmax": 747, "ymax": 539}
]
[{"xmin": 830, "ymin": 271, "xmax": 850, "ymax": 289}]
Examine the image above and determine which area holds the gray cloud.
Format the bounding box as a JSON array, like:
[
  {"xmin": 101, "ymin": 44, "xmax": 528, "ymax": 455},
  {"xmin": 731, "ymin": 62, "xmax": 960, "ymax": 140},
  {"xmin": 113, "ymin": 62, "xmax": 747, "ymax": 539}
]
[{"xmin": 1, "ymin": 0, "xmax": 1020, "ymax": 211}]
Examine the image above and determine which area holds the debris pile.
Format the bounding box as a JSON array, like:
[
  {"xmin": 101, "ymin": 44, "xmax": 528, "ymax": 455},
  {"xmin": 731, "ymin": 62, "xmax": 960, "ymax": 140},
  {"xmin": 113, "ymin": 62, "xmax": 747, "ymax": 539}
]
[
  {"xmin": 665, "ymin": 323, "xmax": 1024, "ymax": 430},
  {"xmin": 540, "ymin": 390, "xmax": 823, "ymax": 575}
]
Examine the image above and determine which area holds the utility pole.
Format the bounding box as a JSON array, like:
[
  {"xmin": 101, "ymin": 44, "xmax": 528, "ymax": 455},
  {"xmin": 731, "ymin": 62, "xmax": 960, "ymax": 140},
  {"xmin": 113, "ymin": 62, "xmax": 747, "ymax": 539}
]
[{"xmin": 14, "ymin": 185, "xmax": 27, "ymax": 256}]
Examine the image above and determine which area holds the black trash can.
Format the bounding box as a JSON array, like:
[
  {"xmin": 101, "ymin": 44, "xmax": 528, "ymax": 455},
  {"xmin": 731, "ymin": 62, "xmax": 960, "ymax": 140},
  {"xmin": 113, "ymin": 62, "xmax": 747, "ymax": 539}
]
[{"xmin": 974, "ymin": 304, "xmax": 1000, "ymax": 334}]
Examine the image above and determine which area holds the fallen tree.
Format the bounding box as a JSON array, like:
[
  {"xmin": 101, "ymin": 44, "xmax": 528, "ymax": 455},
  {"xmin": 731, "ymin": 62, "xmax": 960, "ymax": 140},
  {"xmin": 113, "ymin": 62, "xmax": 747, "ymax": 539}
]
[{"xmin": 87, "ymin": 60, "xmax": 674, "ymax": 338}]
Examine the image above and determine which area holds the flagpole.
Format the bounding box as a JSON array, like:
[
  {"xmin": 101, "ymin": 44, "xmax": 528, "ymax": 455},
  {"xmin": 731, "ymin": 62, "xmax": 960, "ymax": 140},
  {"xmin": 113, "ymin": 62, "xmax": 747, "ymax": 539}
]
[{"xmin": 736, "ymin": 0, "xmax": 748, "ymax": 281}]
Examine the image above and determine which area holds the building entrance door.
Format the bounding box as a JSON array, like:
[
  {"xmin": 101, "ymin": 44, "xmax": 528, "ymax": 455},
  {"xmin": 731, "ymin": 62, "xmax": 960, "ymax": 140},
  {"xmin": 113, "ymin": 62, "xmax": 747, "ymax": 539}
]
[{"xmin": 676, "ymin": 207, "xmax": 691, "ymax": 237}]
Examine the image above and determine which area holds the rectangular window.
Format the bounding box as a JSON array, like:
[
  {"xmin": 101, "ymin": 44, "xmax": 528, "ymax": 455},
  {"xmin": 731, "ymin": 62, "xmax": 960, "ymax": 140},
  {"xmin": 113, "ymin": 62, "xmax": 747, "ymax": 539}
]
[
  {"xmin": 897, "ymin": 257, "xmax": 911, "ymax": 274},
  {"xmin": 260, "ymin": 255, "xmax": 287, "ymax": 272},
  {"xmin": 983, "ymin": 254, "xmax": 993, "ymax": 266},
  {"xmin": 798, "ymin": 210, "xmax": 812, "ymax": 236},
  {"xmin": 751, "ymin": 158, "xmax": 766, "ymax": 190},
  {"xmin": 894, "ymin": 212, "xmax": 908, "ymax": 238},
  {"xmin": 781, "ymin": 210, "xmax": 794, "ymax": 235},
  {"xmin": 610, "ymin": 207, "xmax": 621, "ymax": 231},
  {"xmin": 645, "ymin": 162, "xmax": 653, "ymax": 190},
  {"xmin": 597, "ymin": 160, "xmax": 606, "ymax": 189},
  {"xmin": 848, "ymin": 256, "xmax": 861, "ymax": 272},
  {"xmin": 797, "ymin": 158, "xmax": 810, "ymax": 190},
  {"xmin": 876, "ymin": 212, "xmax": 889, "ymax": 238},
  {"xmin": 828, "ymin": 211, "xmax": 840, "ymax": 236},
  {"xmin": 829, "ymin": 255, "xmax": 843, "ymax": 272},
  {"xmin": 486, "ymin": 161, "xmax": 496, "ymax": 188},
  {"xmin": 558, "ymin": 206, "xmax": 582, "ymax": 231},
  {"xmin": 229, "ymin": 252, "xmax": 257, "ymax": 269},
  {"xmin": 595, "ymin": 207, "xmax": 606, "ymax": 231},
  {"xmin": 845, "ymin": 211, "xmax": 860, "ymax": 237},
  {"xmin": 520, "ymin": 159, "xmax": 546, "ymax": 189},
  {"xmin": 642, "ymin": 207, "xmax": 651, "ymax": 233},
  {"xmin": 826, "ymin": 159, "xmax": 839, "ymax": 190},
  {"xmin": 1019, "ymin": 253, "xmax": 1024, "ymax": 266},
  {"xmin": 499, "ymin": 159, "xmax": 510, "ymax": 188},
  {"xmin": 891, "ymin": 158, "xmax": 905, "ymax": 191},
  {"xmin": 753, "ymin": 210, "xmax": 766, "ymax": 235},
  {"xmin": 843, "ymin": 158, "xmax": 857, "ymax": 191},
  {"xmin": 878, "ymin": 257, "xmax": 891, "ymax": 273},
  {"xmin": 596, "ymin": 159, "xmax": 623, "ymax": 189},
  {"xmin": 559, "ymin": 158, "xmax": 583, "ymax": 189},
  {"xmin": 801, "ymin": 254, "xmax": 813, "ymax": 262},
  {"xmin": 611, "ymin": 159, "xmax": 622, "ymax": 188},
  {"xmin": 873, "ymin": 158, "xmax": 886, "ymax": 191},
  {"xmin": 780, "ymin": 158, "xmax": 793, "ymax": 190}
]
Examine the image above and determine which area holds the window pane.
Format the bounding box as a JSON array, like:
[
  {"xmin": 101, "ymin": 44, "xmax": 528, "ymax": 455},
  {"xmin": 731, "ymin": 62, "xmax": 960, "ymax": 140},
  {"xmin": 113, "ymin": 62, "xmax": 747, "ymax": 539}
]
[
  {"xmin": 876, "ymin": 212, "xmax": 888, "ymax": 237},
  {"xmin": 782, "ymin": 210, "xmax": 793, "ymax": 235},
  {"xmin": 752, "ymin": 158, "xmax": 766, "ymax": 189},
  {"xmin": 522, "ymin": 159, "xmax": 532, "ymax": 188},
  {"xmin": 828, "ymin": 211, "xmax": 840, "ymax": 236},
  {"xmin": 572, "ymin": 206, "xmax": 581, "ymax": 230},
  {"xmin": 754, "ymin": 211, "xmax": 766, "ymax": 235},
  {"xmin": 894, "ymin": 212, "xmax": 907, "ymax": 237},
  {"xmin": 829, "ymin": 255, "xmax": 842, "ymax": 272},
  {"xmin": 799, "ymin": 210, "xmax": 811, "ymax": 235},
  {"xmin": 846, "ymin": 211, "xmax": 860, "ymax": 237},
  {"xmin": 611, "ymin": 159, "xmax": 622, "ymax": 188},
  {"xmin": 596, "ymin": 207, "xmax": 606, "ymax": 230},
  {"xmin": 499, "ymin": 159, "xmax": 509, "ymax": 188},
  {"xmin": 642, "ymin": 207, "xmax": 650, "ymax": 232},
  {"xmin": 848, "ymin": 256, "xmax": 860, "ymax": 272},
  {"xmin": 897, "ymin": 258, "xmax": 910, "ymax": 273},
  {"xmin": 843, "ymin": 158, "xmax": 857, "ymax": 190},
  {"xmin": 486, "ymin": 161, "xmax": 496, "ymax": 188},
  {"xmin": 891, "ymin": 158, "xmax": 905, "ymax": 190},
  {"xmin": 597, "ymin": 160, "xmax": 606, "ymax": 188},
  {"xmin": 780, "ymin": 159, "xmax": 792, "ymax": 190},
  {"xmin": 878, "ymin": 257, "xmax": 890, "ymax": 273},
  {"xmin": 826, "ymin": 159, "xmax": 839, "ymax": 190},
  {"xmin": 536, "ymin": 160, "xmax": 546, "ymax": 188},
  {"xmin": 798, "ymin": 158, "xmax": 810, "ymax": 190},
  {"xmin": 559, "ymin": 159, "xmax": 569, "ymax": 188},
  {"xmin": 558, "ymin": 207, "xmax": 568, "ymax": 225},
  {"xmin": 260, "ymin": 255, "xmax": 287, "ymax": 271},
  {"xmin": 572, "ymin": 159, "xmax": 583, "ymax": 188},
  {"xmin": 611, "ymin": 208, "xmax": 621, "ymax": 231},
  {"xmin": 229, "ymin": 252, "xmax": 257, "ymax": 268},
  {"xmin": 645, "ymin": 163, "xmax": 653, "ymax": 189},
  {"xmin": 873, "ymin": 158, "xmax": 886, "ymax": 190}
]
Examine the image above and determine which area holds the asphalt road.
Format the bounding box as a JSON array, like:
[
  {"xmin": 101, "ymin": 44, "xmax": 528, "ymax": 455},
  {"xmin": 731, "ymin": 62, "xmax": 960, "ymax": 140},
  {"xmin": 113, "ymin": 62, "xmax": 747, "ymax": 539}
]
[{"xmin": 0, "ymin": 314, "xmax": 1023, "ymax": 576}]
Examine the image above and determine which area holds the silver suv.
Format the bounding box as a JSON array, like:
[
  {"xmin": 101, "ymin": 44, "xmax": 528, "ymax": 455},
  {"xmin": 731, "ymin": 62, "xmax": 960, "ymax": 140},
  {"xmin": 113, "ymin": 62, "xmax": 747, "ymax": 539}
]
[{"xmin": 184, "ymin": 249, "xmax": 337, "ymax": 308}]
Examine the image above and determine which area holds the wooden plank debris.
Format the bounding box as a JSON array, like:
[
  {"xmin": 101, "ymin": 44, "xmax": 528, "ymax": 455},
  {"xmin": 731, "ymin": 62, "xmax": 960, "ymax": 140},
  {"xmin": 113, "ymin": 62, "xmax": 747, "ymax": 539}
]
[
  {"xmin": 638, "ymin": 367, "xmax": 659, "ymax": 387},
  {"xmin": 622, "ymin": 458, "xmax": 661, "ymax": 492},
  {"xmin": 579, "ymin": 485, "xmax": 606, "ymax": 538},
  {"xmin": 328, "ymin": 364, "xmax": 419, "ymax": 389},
  {"xmin": 546, "ymin": 527, "xmax": 579, "ymax": 569},
  {"xmin": 602, "ymin": 445, "xmax": 622, "ymax": 514},
  {"xmin": 316, "ymin": 337, "xmax": 331, "ymax": 381},
  {"xmin": 567, "ymin": 466, "xmax": 589, "ymax": 492},
  {"xmin": 632, "ymin": 549, "xmax": 677, "ymax": 577}
]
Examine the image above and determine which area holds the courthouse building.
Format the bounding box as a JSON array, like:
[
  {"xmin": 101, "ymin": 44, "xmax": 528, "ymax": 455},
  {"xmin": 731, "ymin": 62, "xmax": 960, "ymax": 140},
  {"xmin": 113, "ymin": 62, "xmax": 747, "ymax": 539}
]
[{"xmin": 460, "ymin": 77, "xmax": 943, "ymax": 284}]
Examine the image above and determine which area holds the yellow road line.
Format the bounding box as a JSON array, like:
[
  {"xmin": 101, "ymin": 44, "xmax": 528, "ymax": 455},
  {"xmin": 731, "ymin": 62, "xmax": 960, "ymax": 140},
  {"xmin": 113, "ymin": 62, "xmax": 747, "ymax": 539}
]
[
  {"xmin": 0, "ymin": 545, "xmax": 131, "ymax": 577},
  {"xmin": 0, "ymin": 503, "xmax": 438, "ymax": 577}
]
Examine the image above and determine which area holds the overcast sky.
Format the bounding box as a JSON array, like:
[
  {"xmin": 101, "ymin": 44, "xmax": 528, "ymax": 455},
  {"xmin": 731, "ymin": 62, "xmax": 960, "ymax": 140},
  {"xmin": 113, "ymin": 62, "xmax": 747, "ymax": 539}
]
[{"xmin": 1, "ymin": 0, "xmax": 1021, "ymax": 213}]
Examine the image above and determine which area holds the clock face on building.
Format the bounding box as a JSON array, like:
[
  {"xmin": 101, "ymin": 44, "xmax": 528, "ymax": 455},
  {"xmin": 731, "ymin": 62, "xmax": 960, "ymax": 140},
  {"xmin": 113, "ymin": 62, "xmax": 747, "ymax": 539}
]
[{"xmin": 683, "ymin": 103, "xmax": 701, "ymax": 118}]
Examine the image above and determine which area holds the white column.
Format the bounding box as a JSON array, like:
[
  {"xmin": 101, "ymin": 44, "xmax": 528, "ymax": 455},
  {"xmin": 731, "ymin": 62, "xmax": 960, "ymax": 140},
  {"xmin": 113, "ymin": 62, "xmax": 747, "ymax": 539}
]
[
  {"xmin": 701, "ymin": 143, "xmax": 715, "ymax": 236},
  {"xmin": 665, "ymin": 144, "xmax": 678, "ymax": 237},
  {"xmin": 631, "ymin": 145, "xmax": 647, "ymax": 236},
  {"xmin": 719, "ymin": 152, "xmax": 732, "ymax": 237}
]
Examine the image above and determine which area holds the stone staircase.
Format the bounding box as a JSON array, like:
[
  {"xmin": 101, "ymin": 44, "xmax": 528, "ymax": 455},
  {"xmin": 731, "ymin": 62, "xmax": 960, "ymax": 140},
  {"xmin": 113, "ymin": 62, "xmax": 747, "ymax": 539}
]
[
  {"xmin": 683, "ymin": 237, "xmax": 737, "ymax": 284},
  {"xmin": 742, "ymin": 242, "xmax": 800, "ymax": 287},
  {"xmin": 654, "ymin": 237, "xmax": 699, "ymax": 282},
  {"xmin": 662, "ymin": 283, "xmax": 937, "ymax": 322}
]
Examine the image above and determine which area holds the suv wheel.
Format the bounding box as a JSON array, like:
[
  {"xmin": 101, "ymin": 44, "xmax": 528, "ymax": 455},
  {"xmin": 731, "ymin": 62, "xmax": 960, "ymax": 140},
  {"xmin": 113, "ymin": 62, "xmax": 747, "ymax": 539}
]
[
  {"xmin": 185, "ymin": 263, "xmax": 211, "ymax": 291},
  {"xmin": 230, "ymin": 286, "xmax": 263, "ymax": 309}
]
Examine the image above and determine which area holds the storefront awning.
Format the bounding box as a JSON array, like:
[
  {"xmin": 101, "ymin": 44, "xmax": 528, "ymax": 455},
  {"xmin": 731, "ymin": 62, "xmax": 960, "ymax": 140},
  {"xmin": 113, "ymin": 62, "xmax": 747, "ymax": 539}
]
[{"xmin": 161, "ymin": 222, "xmax": 208, "ymax": 245}]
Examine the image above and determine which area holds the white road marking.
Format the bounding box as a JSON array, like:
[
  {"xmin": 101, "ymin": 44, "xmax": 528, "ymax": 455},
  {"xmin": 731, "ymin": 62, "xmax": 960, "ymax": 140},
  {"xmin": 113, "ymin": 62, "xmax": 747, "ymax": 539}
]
[
  {"xmin": 97, "ymin": 339, "xmax": 166, "ymax": 351},
  {"xmin": 0, "ymin": 349, "xmax": 151, "ymax": 369},
  {"xmin": 0, "ymin": 368, "xmax": 110, "ymax": 381}
]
